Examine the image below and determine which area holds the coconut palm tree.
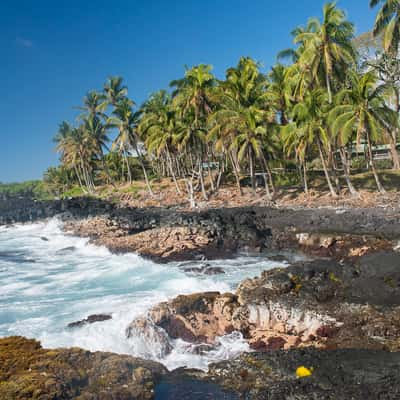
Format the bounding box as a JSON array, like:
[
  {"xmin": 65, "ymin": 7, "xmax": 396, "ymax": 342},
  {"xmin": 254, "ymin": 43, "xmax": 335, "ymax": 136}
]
[
  {"xmin": 78, "ymin": 91, "xmax": 108, "ymax": 119},
  {"xmin": 282, "ymin": 122, "xmax": 312, "ymax": 194},
  {"xmin": 209, "ymin": 95, "xmax": 276, "ymax": 196},
  {"xmin": 288, "ymin": 89, "xmax": 338, "ymax": 196},
  {"xmin": 140, "ymin": 91, "xmax": 183, "ymax": 194},
  {"xmin": 109, "ymin": 98, "xmax": 153, "ymax": 195},
  {"xmin": 370, "ymin": 0, "xmax": 400, "ymax": 54},
  {"xmin": 329, "ymin": 71, "xmax": 398, "ymax": 193},
  {"xmin": 104, "ymin": 76, "xmax": 130, "ymax": 106},
  {"xmin": 171, "ymin": 64, "xmax": 215, "ymax": 125},
  {"xmin": 366, "ymin": 51, "xmax": 400, "ymax": 169},
  {"xmin": 293, "ymin": 2, "xmax": 356, "ymax": 103},
  {"xmin": 170, "ymin": 65, "xmax": 217, "ymax": 200},
  {"xmin": 267, "ymin": 64, "xmax": 292, "ymax": 125}
]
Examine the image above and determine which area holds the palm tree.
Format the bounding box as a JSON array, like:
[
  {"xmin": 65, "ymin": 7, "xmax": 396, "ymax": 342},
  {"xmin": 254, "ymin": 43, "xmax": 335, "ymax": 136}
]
[
  {"xmin": 104, "ymin": 76, "xmax": 130, "ymax": 106},
  {"xmin": 267, "ymin": 64, "xmax": 291, "ymax": 125},
  {"xmin": 329, "ymin": 71, "xmax": 398, "ymax": 193},
  {"xmin": 282, "ymin": 122, "xmax": 312, "ymax": 194},
  {"xmin": 366, "ymin": 51, "xmax": 400, "ymax": 169},
  {"xmin": 294, "ymin": 2, "xmax": 356, "ymax": 103},
  {"xmin": 171, "ymin": 64, "xmax": 215, "ymax": 125},
  {"xmin": 288, "ymin": 89, "xmax": 338, "ymax": 196},
  {"xmin": 54, "ymin": 122, "xmax": 97, "ymax": 193},
  {"xmin": 209, "ymin": 96, "xmax": 276, "ymax": 196},
  {"xmin": 109, "ymin": 98, "xmax": 154, "ymax": 195},
  {"xmin": 140, "ymin": 91, "xmax": 183, "ymax": 194},
  {"xmin": 370, "ymin": 0, "xmax": 400, "ymax": 54},
  {"xmin": 170, "ymin": 65, "xmax": 216, "ymax": 200},
  {"xmin": 78, "ymin": 91, "xmax": 108, "ymax": 119}
]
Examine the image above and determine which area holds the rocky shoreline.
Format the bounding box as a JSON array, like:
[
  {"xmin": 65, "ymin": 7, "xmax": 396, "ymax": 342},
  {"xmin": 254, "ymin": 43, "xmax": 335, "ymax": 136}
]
[
  {"xmin": 2, "ymin": 197, "xmax": 399, "ymax": 261},
  {"xmin": 1, "ymin": 197, "xmax": 400, "ymax": 398}
]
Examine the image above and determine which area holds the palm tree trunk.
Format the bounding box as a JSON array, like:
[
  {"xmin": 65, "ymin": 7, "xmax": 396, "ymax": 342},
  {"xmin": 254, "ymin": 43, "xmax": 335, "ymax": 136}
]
[
  {"xmin": 185, "ymin": 176, "xmax": 196, "ymax": 208},
  {"xmin": 198, "ymin": 161, "xmax": 208, "ymax": 200},
  {"xmin": 166, "ymin": 148, "xmax": 181, "ymax": 194},
  {"xmin": 339, "ymin": 147, "xmax": 358, "ymax": 196},
  {"xmin": 391, "ymin": 90, "xmax": 400, "ymax": 170},
  {"xmin": 99, "ymin": 147, "xmax": 115, "ymax": 187},
  {"xmin": 326, "ymin": 70, "xmax": 332, "ymax": 104},
  {"xmin": 206, "ymin": 152, "xmax": 215, "ymax": 192},
  {"xmin": 329, "ymin": 146, "xmax": 341, "ymax": 194},
  {"xmin": 258, "ymin": 157, "xmax": 271, "ymax": 199},
  {"xmin": 388, "ymin": 132, "xmax": 400, "ymax": 170},
  {"xmin": 228, "ymin": 150, "xmax": 243, "ymax": 195},
  {"xmin": 303, "ymin": 162, "xmax": 309, "ymax": 194},
  {"xmin": 124, "ymin": 151, "xmax": 132, "ymax": 184},
  {"xmin": 134, "ymin": 143, "xmax": 153, "ymax": 196},
  {"xmin": 249, "ymin": 148, "xmax": 256, "ymax": 192},
  {"xmin": 263, "ymin": 155, "xmax": 275, "ymax": 193},
  {"xmin": 215, "ymin": 160, "xmax": 224, "ymax": 190},
  {"xmin": 317, "ymin": 139, "xmax": 337, "ymax": 197},
  {"xmin": 366, "ymin": 130, "xmax": 386, "ymax": 193},
  {"xmin": 74, "ymin": 166, "xmax": 87, "ymax": 194}
]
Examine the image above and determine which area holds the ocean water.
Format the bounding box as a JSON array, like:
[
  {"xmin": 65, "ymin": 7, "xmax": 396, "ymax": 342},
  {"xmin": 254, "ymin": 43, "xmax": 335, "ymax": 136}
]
[{"xmin": 0, "ymin": 219, "xmax": 295, "ymax": 370}]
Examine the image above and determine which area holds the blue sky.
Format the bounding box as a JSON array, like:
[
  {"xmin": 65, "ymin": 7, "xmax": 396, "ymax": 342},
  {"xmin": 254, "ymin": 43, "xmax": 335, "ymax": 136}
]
[{"xmin": 1, "ymin": 0, "xmax": 375, "ymax": 182}]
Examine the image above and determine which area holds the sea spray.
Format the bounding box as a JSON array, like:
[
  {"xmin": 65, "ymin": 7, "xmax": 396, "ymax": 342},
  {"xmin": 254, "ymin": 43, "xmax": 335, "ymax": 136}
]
[{"xmin": 0, "ymin": 218, "xmax": 289, "ymax": 369}]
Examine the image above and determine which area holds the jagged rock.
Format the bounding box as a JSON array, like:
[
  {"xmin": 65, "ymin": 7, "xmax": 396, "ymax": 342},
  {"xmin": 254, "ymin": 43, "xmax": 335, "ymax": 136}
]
[
  {"xmin": 67, "ymin": 314, "xmax": 112, "ymax": 328},
  {"xmin": 3, "ymin": 197, "xmax": 399, "ymax": 262},
  {"xmin": 146, "ymin": 251, "xmax": 400, "ymax": 352}
]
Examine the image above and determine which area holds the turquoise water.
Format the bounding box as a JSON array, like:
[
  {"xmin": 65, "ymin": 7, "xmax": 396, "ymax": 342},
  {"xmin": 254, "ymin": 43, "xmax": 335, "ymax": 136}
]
[{"xmin": 0, "ymin": 218, "xmax": 293, "ymax": 370}]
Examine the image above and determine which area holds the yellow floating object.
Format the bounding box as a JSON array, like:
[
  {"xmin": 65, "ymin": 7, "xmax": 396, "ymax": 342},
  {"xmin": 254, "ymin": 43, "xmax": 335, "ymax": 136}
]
[{"xmin": 296, "ymin": 366, "xmax": 313, "ymax": 378}]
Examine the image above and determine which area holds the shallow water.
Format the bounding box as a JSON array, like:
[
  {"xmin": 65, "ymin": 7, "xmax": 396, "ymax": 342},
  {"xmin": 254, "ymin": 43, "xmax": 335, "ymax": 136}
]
[{"xmin": 0, "ymin": 219, "xmax": 299, "ymax": 370}]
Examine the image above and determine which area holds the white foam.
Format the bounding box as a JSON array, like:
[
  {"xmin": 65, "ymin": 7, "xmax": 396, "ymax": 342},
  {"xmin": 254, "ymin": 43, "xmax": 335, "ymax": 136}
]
[{"xmin": 0, "ymin": 218, "xmax": 288, "ymax": 370}]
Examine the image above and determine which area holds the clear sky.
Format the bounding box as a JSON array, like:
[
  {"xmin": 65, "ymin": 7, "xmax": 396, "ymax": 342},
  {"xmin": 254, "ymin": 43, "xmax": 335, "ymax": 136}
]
[{"xmin": 1, "ymin": 0, "xmax": 376, "ymax": 182}]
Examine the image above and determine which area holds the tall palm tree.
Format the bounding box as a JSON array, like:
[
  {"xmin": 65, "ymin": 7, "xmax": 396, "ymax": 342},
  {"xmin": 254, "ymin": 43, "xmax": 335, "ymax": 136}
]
[
  {"xmin": 209, "ymin": 57, "xmax": 274, "ymax": 195},
  {"xmin": 170, "ymin": 65, "xmax": 216, "ymax": 200},
  {"xmin": 294, "ymin": 2, "xmax": 356, "ymax": 103},
  {"xmin": 288, "ymin": 89, "xmax": 337, "ymax": 196},
  {"xmin": 282, "ymin": 122, "xmax": 312, "ymax": 194},
  {"xmin": 209, "ymin": 96, "xmax": 275, "ymax": 196},
  {"xmin": 329, "ymin": 71, "xmax": 398, "ymax": 193},
  {"xmin": 54, "ymin": 122, "xmax": 97, "ymax": 193},
  {"xmin": 109, "ymin": 98, "xmax": 154, "ymax": 195},
  {"xmin": 140, "ymin": 91, "xmax": 183, "ymax": 194},
  {"xmin": 171, "ymin": 64, "xmax": 215, "ymax": 125},
  {"xmin": 267, "ymin": 64, "xmax": 291, "ymax": 125},
  {"xmin": 370, "ymin": 0, "xmax": 400, "ymax": 54},
  {"xmin": 366, "ymin": 52, "xmax": 400, "ymax": 169}
]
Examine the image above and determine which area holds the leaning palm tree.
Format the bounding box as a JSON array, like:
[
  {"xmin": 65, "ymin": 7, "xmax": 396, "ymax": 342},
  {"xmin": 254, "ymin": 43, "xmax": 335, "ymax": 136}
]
[
  {"xmin": 54, "ymin": 122, "xmax": 87, "ymax": 193},
  {"xmin": 370, "ymin": 0, "xmax": 400, "ymax": 54},
  {"xmin": 329, "ymin": 71, "xmax": 398, "ymax": 193},
  {"xmin": 294, "ymin": 2, "xmax": 356, "ymax": 103}
]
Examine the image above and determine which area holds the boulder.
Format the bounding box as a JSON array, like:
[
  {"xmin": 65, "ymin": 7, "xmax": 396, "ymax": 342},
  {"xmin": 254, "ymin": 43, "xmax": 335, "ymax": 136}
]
[{"xmin": 126, "ymin": 318, "xmax": 173, "ymax": 358}]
